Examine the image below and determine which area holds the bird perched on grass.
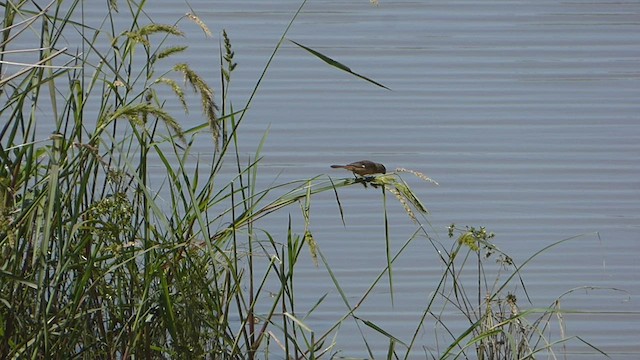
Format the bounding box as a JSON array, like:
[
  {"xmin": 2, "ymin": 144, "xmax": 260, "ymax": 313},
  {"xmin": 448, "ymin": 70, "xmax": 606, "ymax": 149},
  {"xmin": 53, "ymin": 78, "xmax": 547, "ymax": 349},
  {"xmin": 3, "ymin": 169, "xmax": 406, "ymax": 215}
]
[{"xmin": 330, "ymin": 160, "xmax": 386, "ymax": 177}]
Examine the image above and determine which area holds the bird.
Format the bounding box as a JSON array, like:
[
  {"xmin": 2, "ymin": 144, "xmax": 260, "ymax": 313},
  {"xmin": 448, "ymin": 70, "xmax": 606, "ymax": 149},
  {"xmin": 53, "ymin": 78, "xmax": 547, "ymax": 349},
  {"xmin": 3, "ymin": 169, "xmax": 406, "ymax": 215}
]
[{"xmin": 330, "ymin": 160, "xmax": 386, "ymax": 177}]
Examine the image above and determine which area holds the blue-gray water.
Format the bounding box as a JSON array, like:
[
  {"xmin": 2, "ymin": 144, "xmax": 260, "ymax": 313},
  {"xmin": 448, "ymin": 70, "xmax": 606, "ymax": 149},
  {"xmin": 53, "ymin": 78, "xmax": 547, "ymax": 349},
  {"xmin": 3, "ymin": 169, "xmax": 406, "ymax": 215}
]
[
  {"xmin": 9, "ymin": 0, "xmax": 640, "ymax": 358},
  {"xmin": 191, "ymin": 2, "xmax": 639, "ymax": 358}
]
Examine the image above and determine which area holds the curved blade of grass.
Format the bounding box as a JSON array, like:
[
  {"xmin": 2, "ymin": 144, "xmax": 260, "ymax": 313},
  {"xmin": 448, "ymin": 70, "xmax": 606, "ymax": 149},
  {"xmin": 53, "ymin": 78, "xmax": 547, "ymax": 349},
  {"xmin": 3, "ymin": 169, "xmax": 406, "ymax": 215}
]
[
  {"xmin": 160, "ymin": 270, "xmax": 178, "ymax": 340},
  {"xmin": 284, "ymin": 312, "xmax": 312, "ymax": 333},
  {"xmin": 355, "ymin": 316, "xmax": 407, "ymax": 348},
  {"xmin": 383, "ymin": 187, "xmax": 394, "ymax": 306},
  {"xmin": 0, "ymin": 270, "xmax": 37, "ymax": 289},
  {"xmin": 328, "ymin": 176, "xmax": 346, "ymax": 226},
  {"xmin": 289, "ymin": 39, "xmax": 391, "ymax": 90},
  {"xmin": 303, "ymin": 293, "xmax": 329, "ymax": 321}
]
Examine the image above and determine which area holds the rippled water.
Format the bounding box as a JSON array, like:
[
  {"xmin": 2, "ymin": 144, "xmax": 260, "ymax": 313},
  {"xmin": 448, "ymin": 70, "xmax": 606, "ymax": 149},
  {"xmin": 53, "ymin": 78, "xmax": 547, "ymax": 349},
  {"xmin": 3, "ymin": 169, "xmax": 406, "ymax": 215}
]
[
  {"xmin": 172, "ymin": 2, "xmax": 639, "ymax": 358},
  {"xmin": 18, "ymin": 0, "xmax": 640, "ymax": 358}
]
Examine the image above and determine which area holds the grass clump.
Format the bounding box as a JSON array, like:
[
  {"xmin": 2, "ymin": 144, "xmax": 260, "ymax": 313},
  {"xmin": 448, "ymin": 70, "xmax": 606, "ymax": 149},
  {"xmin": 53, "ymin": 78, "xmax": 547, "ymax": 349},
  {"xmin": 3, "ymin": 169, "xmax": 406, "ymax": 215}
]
[{"xmin": 0, "ymin": 1, "xmax": 611, "ymax": 359}]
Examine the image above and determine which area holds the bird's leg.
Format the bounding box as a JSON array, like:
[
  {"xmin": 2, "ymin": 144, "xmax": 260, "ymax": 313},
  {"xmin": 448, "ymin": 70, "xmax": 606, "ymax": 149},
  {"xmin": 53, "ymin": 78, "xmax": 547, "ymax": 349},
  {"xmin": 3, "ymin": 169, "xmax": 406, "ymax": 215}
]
[
  {"xmin": 354, "ymin": 177, "xmax": 368, "ymax": 188},
  {"xmin": 364, "ymin": 175, "xmax": 381, "ymax": 188}
]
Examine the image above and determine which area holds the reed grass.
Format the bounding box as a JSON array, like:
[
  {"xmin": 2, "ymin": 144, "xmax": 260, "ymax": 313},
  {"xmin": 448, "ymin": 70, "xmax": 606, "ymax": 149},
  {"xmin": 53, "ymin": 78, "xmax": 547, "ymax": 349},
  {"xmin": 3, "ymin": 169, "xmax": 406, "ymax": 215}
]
[{"xmin": 0, "ymin": 1, "xmax": 608, "ymax": 359}]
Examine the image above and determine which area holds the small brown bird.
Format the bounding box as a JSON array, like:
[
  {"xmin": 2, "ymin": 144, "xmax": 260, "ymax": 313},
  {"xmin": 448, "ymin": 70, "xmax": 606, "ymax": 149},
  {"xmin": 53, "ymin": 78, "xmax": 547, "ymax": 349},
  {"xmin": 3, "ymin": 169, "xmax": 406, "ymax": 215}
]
[{"xmin": 330, "ymin": 160, "xmax": 386, "ymax": 177}]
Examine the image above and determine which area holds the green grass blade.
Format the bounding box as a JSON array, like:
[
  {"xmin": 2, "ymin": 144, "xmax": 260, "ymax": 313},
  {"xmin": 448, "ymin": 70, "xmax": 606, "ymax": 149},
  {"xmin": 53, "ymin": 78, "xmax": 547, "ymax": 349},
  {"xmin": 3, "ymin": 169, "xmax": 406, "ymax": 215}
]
[{"xmin": 289, "ymin": 39, "xmax": 391, "ymax": 90}]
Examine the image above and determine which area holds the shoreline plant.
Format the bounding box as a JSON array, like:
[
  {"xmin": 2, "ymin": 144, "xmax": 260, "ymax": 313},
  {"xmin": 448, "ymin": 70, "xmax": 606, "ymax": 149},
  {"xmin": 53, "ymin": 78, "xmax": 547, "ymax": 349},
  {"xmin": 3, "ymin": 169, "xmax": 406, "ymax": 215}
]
[{"xmin": 0, "ymin": 1, "xmax": 612, "ymax": 358}]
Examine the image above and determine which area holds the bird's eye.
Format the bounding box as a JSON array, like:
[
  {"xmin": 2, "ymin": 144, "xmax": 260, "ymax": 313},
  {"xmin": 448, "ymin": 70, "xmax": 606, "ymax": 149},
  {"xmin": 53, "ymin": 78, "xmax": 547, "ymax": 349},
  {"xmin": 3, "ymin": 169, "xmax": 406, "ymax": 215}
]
[{"xmin": 360, "ymin": 164, "xmax": 365, "ymax": 167}]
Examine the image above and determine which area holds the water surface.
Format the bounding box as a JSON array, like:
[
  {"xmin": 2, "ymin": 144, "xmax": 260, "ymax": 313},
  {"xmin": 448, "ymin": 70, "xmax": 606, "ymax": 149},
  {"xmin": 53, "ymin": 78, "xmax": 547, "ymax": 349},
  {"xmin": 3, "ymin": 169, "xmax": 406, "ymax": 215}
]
[
  {"xmin": 166, "ymin": 1, "xmax": 640, "ymax": 357},
  {"xmin": 17, "ymin": 0, "xmax": 639, "ymax": 358}
]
